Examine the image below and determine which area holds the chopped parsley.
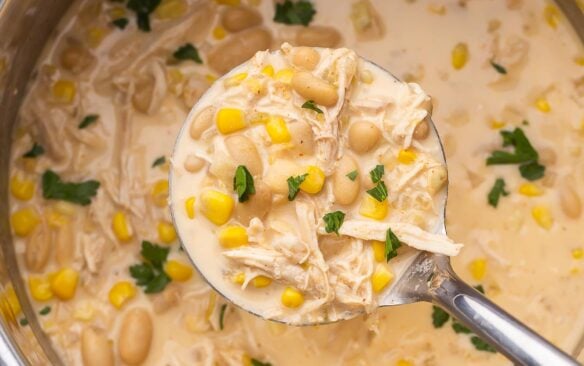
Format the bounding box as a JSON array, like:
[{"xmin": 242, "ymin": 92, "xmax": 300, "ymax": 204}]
[
  {"xmin": 42, "ymin": 170, "xmax": 100, "ymax": 206},
  {"xmin": 23, "ymin": 142, "xmax": 44, "ymax": 158},
  {"xmin": 19, "ymin": 318, "xmax": 28, "ymax": 326},
  {"xmin": 39, "ymin": 306, "xmax": 51, "ymax": 316},
  {"xmin": 233, "ymin": 165, "xmax": 256, "ymax": 203},
  {"xmin": 431, "ymin": 305, "xmax": 450, "ymax": 328},
  {"xmin": 127, "ymin": 0, "xmax": 161, "ymax": 32},
  {"xmin": 173, "ymin": 43, "xmax": 202, "ymax": 64},
  {"xmin": 346, "ymin": 170, "xmax": 358, "ymax": 181},
  {"xmin": 287, "ymin": 173, "xmax": 308, "ymax": 201},
  {"xmin": 151, "ymin": 156, "xmax": 166, "ymax": 168},
  {"xmin": 474, "ymin": 284, "xmax": 485, "ymax": 294},
  {"xmin": 366, "ymin": 180, "xmax": 388, "ymax": 202},
  {"xmin": 219, "ymin": 304, "xmax": 227, "ymax": 330},
  {"xmin": 369, "ymin": 165, "xmax": 384, "ymax": 184},
  {"xmin": 519, "ymin": 161, "xmax": 545, "ymax": 181},
  {"xmin": 251, "ymin": 359, "xmax": 272, "ymax": 366},
  {"xmin": 486, "ymin": 128, "xmax": 545, "ymax": 181},
  {"xmin": 323, "ymin": 211, "xmax": 345, "ymax": 235},
  {"xmin": 451, "ymin": 319, "xmax": 472, "ymax": 334},
  {"xmin": 273, "ymin": 0, "xmax": 316, "ymax": 26},
  {"xmin": 487, "ymin": 178, "xmax": 509, "ymax": 208},
  {"xmin": 78, "ymin": 114, "xmax": 99, "ymax": 129},
  {"xmin": 385, "ymin": 228, "xmax": 401, "ymax": 261},
  {"xmin": 301, "ymin": 100, "xmax": 323, "ymax": 114},
  {"xmin": 112, "ymin": 18, "xmax": 129, "ymax": 29},
  {"xmin": 129, "ymin": 241, "xmax": 171, "ymax": 293},
  {"xmin": 489, "ymin": 60, "xmax": 507, "ymax": 75},
  {"xmin": 471, "ymin": 336, "xmax": 497, "ymax": 353}
]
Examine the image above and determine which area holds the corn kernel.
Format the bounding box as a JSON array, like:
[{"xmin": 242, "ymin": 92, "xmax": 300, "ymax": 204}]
[
  {"xmin": 360, "ymin": 69, "xmax": 374, "ymax": 84},
  {"xmin": 532, "ymin": 205, "xmax": 553, "ymax": 230},
  {"xmin": 572, "ymin": 248, "xmax": 583, "ymax": 260},
  {"xmin": 371, "ymin": 264, "xmax": 394, "ymax": 293},
  {"xmin": 451, "ymin": 42, "xmax": 469, "ymax": 70},
  {"xmin": 216, "ymin": 108, "xmax": 246, "ymax": 135},
  {"xmin": 200, "ymin": 190, "xmax": 234, "ymax": 225},
  {"xmin": 165, "ymin": 260, "xmax": 193, "ymax": 281},
  {"xmin": 299, "ymin": 165, "xmax": 325, "ymax": 194},
  {"xmin": 205, "ymin": 74, "xmax": 217, "ymax": 84},
  {"xmin": 518, "ymin": 183, "xmax": 543, "ymax": 197},
  {"xmin": 1, "ymin": 286, "xmax": 21, "ymax": 318},
  {"xmin": 232, "ymin": 272, "xmax": 245, "ymax": 285},
  {"xmin": 262, "ymin": 65, "xmax": 274, "ymax": 77},
  {"xmin": 544, "ymin": 4, "xmax": 560, "ymax": 29},
  {"xmin": 490, "ymin": 120, "xmax": 506, "ymax": 129},
  {"xmin": 570, "ymin": 267, "xmax": 581, "ymax": 275},
  {"xmin": 28, "ymin": 277, "xmax": 53, "ymax": 302},
  {"xmin": 108, "ymin": 281, "xmax": 136, "ymax": 309},
  {"xmin": 265, "ymin": 116, "xmax": 291, "ymax": 143},
  {"xmin": 50, "ymin": 268, "xmax": 79, "ymax": 301},
  {"xmin": 215, "ymin": 0, "xmax": 240, "ymax": 5},
  {"xmin": 46, "ymin": 209, "xmax": 68, "ymax": 228},
  {"xmin": 52, "ymin": 80, "xmax": 76, "ymax": 104},
  {"xmin": 252, "ymin": 276, "xmax": 272, "ymax": 288},
  {"xmin": 11, "ymin": 207, "xmax": 40, "ymax": 237},
  {"xmin": 535, "ymin": 97, "xmax": 551, "ymax": 113},
  {"xmin": 576, "ymin": 56, "xmax": 584, "ymax": 66},
  {"xmin": 218, "ymin": 226, "xmax": 248, "ymax": 248},
  {"xmin": 86, "ymin": 27, "xmax": 107, "ymax": 48},
  {"xmin": 246, "ymin": 77, "xmax": 266, "ymax": 96},
  {"xmin": 112, "ymin": 211, "xmax": 133, "ymax": 242},
  {"xmin": 108, "ymin": 6, "xmax": 126, "ymax": 19},
  {"xmin": 371, "ymin": 240, "xmax": 385, "ymax": 262},
  {"xmin": 242, "ymin": 354, "xmax": 253, "ymax": 366},
  {"xmin": 468, "ymin": 258, "xmax": 487, "ymax": 281},
  {"xmin": 359, "ymin": 195, "xmax": 389, "ymax": 221},
  {"xmin": 151, "ymin": 179, "xmax": 169, "ymax": 207},
  {"xmin": 281, "ymin": 287, "xmax": 304, "ymax": 308},
  {"xmin": 428, "ymin": 4, "xmax": 446, "ymax": 15},
  {"xmin": 397, "ymin": 149, "xmax": 417, "ymax": 165},
  {"xmin": 185, "ymin": 196, "xmax": 196, "ymax": 219},
  {"xmin": 212, "ymin": 26, "xmax": 227, "ymax": 40},
  {"xmin": 10, "ymin": 175, "xmax": 35, "ymax": 201},
  {"xmin": 396, "ymin": 360, "xmax": 414, "ymax": 366},
  {"xmin": 224, "ymin": 72, "xmax": 248, "ymax": 87},
  {"xmin": 275, "ymin": 68, "xmax": 294, "ymax": 84},
  {"xmin": 157, "ymin": 221, "xmax": 177, "ymax": 244},
  {"xmin": 155, "ymin": 0, "xmax": 187, "ymax": 19}
]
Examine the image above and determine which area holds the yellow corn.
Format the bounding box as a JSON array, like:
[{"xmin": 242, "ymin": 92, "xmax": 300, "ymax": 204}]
[
  {"xmin": 46, "ymin": 208, "xmax": 68, "ymax": 228},
  {"xmin": 252, "ymin": 276, "xmax": 272, "ymax": 288},
  {"xmin": 1, "ymin": 286, "xmax": 21, "ymax": 318},
  {"xmin": 205, "ymin": 74, "xmax": 218, "ymax": 84},
  {"xmin": 108, "ymin": 6, "xmax": 126, "ymax": 19},
  {"xmin": 212, "ymin": 26, "xmax": 227, "ymax": 40},
  {"xmin": 151, "ymin": 179, "xmax": 169, "ymax": 207},
  {"xmin": 52, "ymin": 80, "xmax": 76, "ymax": 104},
  {"xmin": 28, "ymin": 277, "xmax": 53, "ymax": 302},
  {"xmin": 468, "ymin": 258, "xmax": 487, "ymax": 281},
  {"xmin": 532, "ymin": 205, "xmax": 553, "ymax": 230},
  {"xmin": 451, "ymin": 42, "xmax": 469, "ymax": 70},
  {"xmin": 50, "ymin": 268, "xmax": 79, "ymax": 301},
  {"xmin": 360, "ymin": 69, "xmax": 374, "ymax": 84},
  {"xmin": 216, "ymin": 108, "xmax": 246, "ymax": 134},
  {"xmin": 200, "ymin": 190, "xmax": 234, "ymax": 225},
  {"xmin": 275, "ymin": 68, "xmax": 294, "ymax": 84},
  {"xmin": 112, "ymin": 211, "xmax": 133, "ymax": 242},
  {"xmin": 155, "ymin": 0, "xmax": 188, "ymax": 19},
  {"xmin": 215, "ymin": 0, "xmax": 240, "ymax": 5},
  {"xmin": 371, "ymin": 240, "xmax": 385, "ymax": 262},
  {"xmin": 232, "ymin": 272, "xmax": 245, "ymax": 285},
  {"xmin": 165, "ymin": 260, "xmax": 193, "ymax": 281},
  {"xmin": 224, "ymin": 72, "xmax": 248, "ymax": 87},
  {"xmin": 265, "ymin": 116, "xmax": 292, "ymax": 143},
  {"xmin": 396, "ymin": 360, "xmax": 414, "ymax": 366},
  {"xmin": 371, "ymin": 264, "xmax": 394, "ymax": 293},
  {"xmin": 242, "ymin": 354, "xmax": 253, "ymax": 366},
  {"xmin": 218, "ymin": 226, "xmax": 248, "ymax": 248},
  {"xmin": 157, "ymin": 221, "xmax": 177, "ymax": 244},
  {"xmin": 86, "ymin": 27, "xmax": 107, "ymax": 48},
  {"xmin": 575, "ymin": 56, "xmax": 584, "ymax": 66},
  {"xmin": 570, "ymin": 267, "xmax": 581, "ymax": 276},
  {"xmin": 535, "ymin": 97, "xmax": 551, "ymax": 113},
  {"xmin": 281, "ymin": 287, "xmax": 304, "ymax": 308},
  {"xmin": 518, "ymin": 183, "xmax": 543, "ymax": 197},
  {"xmin": 10, "ymin": 175, "xmax": 35, "ymax": 201},
  {"xmin": 108, "ymin": 281, "xmax": 136, "ymax": 309},
  {"xmin": 428, "ymin": 4, "xmax": 446, "ymax": 15},
  {"xmin": 299, "ymin": 165, "xmax": 325, "ymax": 194},
  {"xmin": 397, "ymin": 149, "xmax": 417, "ymax": 165},
  {"xmin": 570, "ymin": 248, "xmax": 584, "ymax": 260},
  {"xmin": 490, "ymin": 120, "xmax": 506, "ymax": 129},
  {"xmin": 359, "ymin": 195, "xmax": 389, "ymax": 220},
  {"xmin": 261, "ymin": 65, "xmax": 274, "ymax": 77},
  {"xmin": 544, "ymin": 4, "xmax": 560, "ymax": 29},
  {"xmin": 11, "ymin": 207, "xmax": 40, "ymax": 237},
  {"xmin": 185, "ymin": 196, "xmax": 196, "ymax": 219}
]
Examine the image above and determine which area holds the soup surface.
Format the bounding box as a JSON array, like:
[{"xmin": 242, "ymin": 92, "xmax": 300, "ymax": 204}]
[{"xmin": 6, "ymin": 0, "xmax": 584, "ymax": 365}]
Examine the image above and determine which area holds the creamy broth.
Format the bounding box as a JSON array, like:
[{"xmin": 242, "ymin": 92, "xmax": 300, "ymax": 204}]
[{"xmin": 6, "ymin": 0, "xmax": 584, "ymax": 365}]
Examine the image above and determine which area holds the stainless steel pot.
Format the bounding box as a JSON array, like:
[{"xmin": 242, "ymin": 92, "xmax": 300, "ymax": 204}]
[{"xmin": 0, "ymin": 0, "xmax": 582, "ymax": 365}]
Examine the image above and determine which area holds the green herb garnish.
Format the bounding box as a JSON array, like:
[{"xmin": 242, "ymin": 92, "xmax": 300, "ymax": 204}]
[
  {"xmin": 251, "ymin": 359, "xmax": 272, "ymax": 366},
  {"xmin": 385, "ymin": 228, "xmax": 401, "ymax": 261},
  {"xmin": 369, "ymin": 165, "xmax": 384, "ymax": 184},
  {"xmin": 273, "ymin": 0, "xmax": 316, "ymax": 26},
  {"xmin": 23, "ymin": 143, "xmax": 44, "ymax": 158},
  {"xmin": 519, "ymin": 161, "xmax": 545, "ymax": 181},
  {"xmin": 474, "ymin": 284, "xmax": 485, "ymax": 294},
  {"xmin": 39, "ymin": 306, "xmax": 51, "ymax": 316},
  {"xmin": 431, "ymin": 305, "xmax": 450, "ymax": 328},
  {"xmin": 173, "ymin": 43, "xmax": 202, "ymax": 64},
  {"xmin": 301, "ymin": 100, "xmax": 323, "ymax": 114},
  {"xmin": 487, "ymin": 178, "xmax": 509, "ymax": 208},
  {"xmin": 127, "ymin": 0, "xmax": 161, "ymax": 32},
  {"xmin": 152, "ymin": 156, "xmax": 165, "ymax": 168},
  {"xmin": 486, "ymin": 128, "xmax": 545, "ymax": 181},
  {"xmin": 42, "ymin": 170, "xmax": 100, "ymax": 206},
  {"xmin": 219, "ymin": 304, "xmax": 227, "ymax": 330},
  {"xmin": 233, "ymin": 165, "xmax": 256, "ymax": 203},
  {"xmin": 489, "ymin": 60, "xmax": 507, "ymax": 75},
  {"xmin": 129, "ymin": 241, "xmax": 171, "ymax": 293},
  {"xmin": 346, "ymin": 170, "xmax": 358, "ymax": 181},
  {"xmin": 366, "ymin": 181, "xmax": 388, "ymax": 202},
  {"xmin": 471, "ymin": 336, "xmax": 497, "ymax": 353},
  {"xmin": 287, "ymin": 173, "xmax": 308, "ymax": 201},
  {"xmin": 451, "ymin": 319, "xmax": 472, "ymax": 334},
  {"xmin": 112, "ymin": 18, "xmax": 129, "ymax": 29},
  {"xmin": 323, "ymin": 211, "xmax": 345, "ymax": 235},
  {"xmin": 78, "ymin": 114, "xmax": 99, "ymax": 129},
  {"xmin": 19, "ymin": 318, "xmax": 28, "ymax": 326}
]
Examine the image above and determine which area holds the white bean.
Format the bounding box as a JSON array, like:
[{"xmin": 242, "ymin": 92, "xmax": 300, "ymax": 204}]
[
  {"xmin": 55, "ymin": 223, "xmax": 74, "ymax": 267},
  {"xmin": 118, "ymin": 308, "xmax": 153, "ymax": 365},
  {"xmin": 333, "ymin": 155, "xmax": 360, "ymax": 205},
  {"xmin": 427, "ymin": 166, "xmax": 448, "ymax": 194},
  {"xmin": 413, "ymin": 120, "xmax": 430, "ymax": 140},
  {"xmin": 296, "ymin": 26, "xmax": 341, "ymax": 48},
  {"xmin": 189, "ymin": 106, "xmax": 215, "ymax": 140},
  {"xmin": 348, "ymin": 121, "xmax": 381, "ymax": 153},
  {"xmin": 132, "ymin": 77, "xmax": 155, "ymax": 113},
  {"xmin": 224, "ymin": 135, "xmax": 263, "ymax": 175},
  {"xmin": 220, "ymin": 6, "xmax": 262, "ymax": 32},
  {"xmin": 235, "ymin": 181, "xmax": 273, "ymax": 225},
  {"xmin": 288, "ymin": 120, "xmax": 315, "ymax": 156},
  {"xmin": 292, "ymin": 47, "xmax": 320, "ymax": 70},
  {"xmin": 265, "ymin": 159, "xmax": 304, "ymax": 195},
  {"xmin": 184, "ymin": 154, "xmax": 206, "ymax": 173},
  {"xmin": 25, "ymin": 224, "xmax": 50, "ymax": 272},
  {"xmin": 291, "ymin": 71, "xmax": 338, "ymax": 107},
  {"xmin": 81, "ymin": 327, "xmax": 114, "ymax": 366},
  {"xmin": 559, "ymin": 179, "xmax": 582, "ymax": 219},
  {"xmin": 208, "ymin": 28, "xmax": 272, "ymax": 74}
]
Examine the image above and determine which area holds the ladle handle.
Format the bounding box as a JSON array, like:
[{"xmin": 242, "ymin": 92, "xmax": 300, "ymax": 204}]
[{"xmin": 430, "ymin": 270, "xmax": 579, "ymax": 366}]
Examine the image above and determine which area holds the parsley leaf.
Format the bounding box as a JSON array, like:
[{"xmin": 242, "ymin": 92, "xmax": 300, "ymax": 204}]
[
  {"xmin": 152, "ymin": 156, "xmax": 165, "ymax": 168},
  {"xmin": 486, "ymin": 128, "xmax": 538, "ymax": 165},
  {"xmin": 432, "ymin": 305, "xmax": 450, "ymax": 328},
  {"xmin": 451, "ymin": 319, "xmax": 472, "ymax": 334},
  {"xmin": 173, "ymin": 43, "xmax": 202, "ymax": 64},
  {"xmin": 366, "ymin": 181, "xmax": 388, "ymax": 202},
  {"xmin": 141, "ymin": 240, "xmax": 170, "ymax": 270},
  {"xmin": 129, "ymin": 263, "xmax": 155, "ymax": 286},
  {"xmin": 346, "ymin": 170, "xmax": 358, "ymax": 181},
  {"xmin": 219, "ymin": 304, "xmax": 227, "ymax": 330},
  {"xmin": 287, "ymin": 173, "xmax": 308, "ymax": 201},
  {"xmin": 323, "ymin": 211, "xmax": 345, "ymax": 235},
  {"xmin": 130, "ymin": 241, "xmax": 171, "ymax": 293},
  {"xmin": 42, "ymin": 170, "xmax": 100, "ymax": 206},
  {"xmin": 251, "ymin": 359, "xmax": 272, "ymax": 366},
  {"xmin": 78, "ymin": 114, "xmax": 99, "ymax": 129},
  {"xmin": 233, "ymin": 165, "xmax": 256, "ymax": 203},
  {"xmin": 112, "ymin": 18, "xmax": 129, "ymax": 29},
  {"xmin": 39, "ymin": 306, "xmax": 51, "ymax": 316},
  {"xmin": 487, "ymin": 178, "xmax": 509, "ymax": 208},
  {"xmin": 23, "ymin": 143, "xmax": 44, "ymax": 158},
  {"xmin": 301, "ymin": 100, "xmax": 323, "ymax": 114},
  {"xmin": 385, "ymin": 228, "xmax": 401, "ymax": 261},
  {"xmin": 144, "ymin": 271, "xmax": 171, "ymax": 293},
  {"xmin": 490, "ymin": 60, "xmax": 507, "ymax": 75},
  {"xmin": 474, "ymin": 284, "xmax": 485, "ymax": 294},
  {"xmin": 127, "ymin": 0, "xmax": 161, "ymax": 32},
  {"xmin": 273, "ymin": 0, "xmax": 316, "ymax": 26},
  {"xmin": 19, "ymin": 318, "xmax": 28, "ymax": 326},
  {"xmin": 519, "ymin": 161, "xmax": 545, "ymax": 181},
  {"xmin": 471, "ymin": 336, "xmax": 497, "ymax": 353},
  {"xmin": 369, "ymin": 165, "xmax": 384, "ymax": 184}
]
